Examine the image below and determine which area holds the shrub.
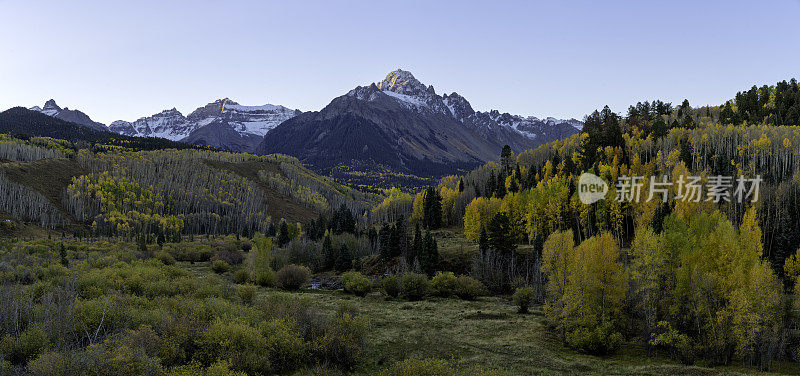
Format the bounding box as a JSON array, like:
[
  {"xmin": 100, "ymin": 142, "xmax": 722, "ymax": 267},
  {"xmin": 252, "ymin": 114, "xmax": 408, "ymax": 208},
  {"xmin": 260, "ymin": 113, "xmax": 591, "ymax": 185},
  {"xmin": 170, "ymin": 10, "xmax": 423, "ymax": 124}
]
[
  {"xmin": 0, "ymin": 324, "xmax": 49, "ymax": 364},
  {"xmin": 512, "ymin": 286, "xmax": 536, "ymax": 313},
  {"xmin": 275, "ymin": 265, "xmax": 311, "ymax": 291},
  {"xmin": 253, "ymin": 268, "xmax": 274, "ymax": 287},
  {"xmin": 380, "ymin": 275, "xmax": 401, "ymax": 298},
  {"xmin": 566, "ymin": 322, "xmax": 624, "ymax": 355},
  {"xmin": 201, "ymin": 319, "xmax": 269, "ymax": 374},
  {"xmin": 212, "ymin": 248, "xmax": 244, "ymax": 266},
  {"xmin": 211, "ymin": 260, "xmax": 231, "ymax": 274},
  {"xmin": 232, "ymin": 268, "xmax": 250, "ymax": 284},
  {"xmin": 154, "ymin": 251, "xmax": 176, "ymax": 265},
  {"xmin": 430, "ymin": 271, "xmax": 457, "ymax": 297},
  {"xmin": 311, "ymin": 310, "xmax": 368, "ymax": 370},
  {"xmin": 83, "ymin": 341, "xmax": 162, "ymax": 376},
  {"xmin": 454, "ymin": 275, "xmax": 486, "ymax": 301},
  {"xmin": 400, "ymin": 273, "xmax": 429, "ymax": 301},
  {"xmin": 238, "ymin": 284, "xmax": 256, "ymax": 305},
  {"xmin": 260, "ymin": 319, "xmax": 305, "ymax": 372},
  {"xmin": 240, "ymin": 240, "xmax": 252, "ymax": 252},
  {"xmin": 27, "ymin": 352, "xmax": 72, "ymax": 376},
  {"xmin": 250, "ymin": 235, "xmax": 274, "ymax": 287},
  {"xmin": 165, "ymin": 243, "xmax": 213, "ymax": 262},
  {"xmin": 649, "ymin": 321, "xmax": 695, "ymax": 364},
  {"xmin": 341, "ymin": 271, "xmax": 372, "ymax": 297}
]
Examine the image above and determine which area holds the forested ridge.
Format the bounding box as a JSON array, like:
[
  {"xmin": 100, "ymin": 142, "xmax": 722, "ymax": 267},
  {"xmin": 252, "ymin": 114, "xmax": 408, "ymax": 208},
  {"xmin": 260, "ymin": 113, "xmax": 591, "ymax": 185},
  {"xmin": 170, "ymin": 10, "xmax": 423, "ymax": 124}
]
[{"xmin": 0, "ymin": 133, "xmax": 382, "ymax": 239}]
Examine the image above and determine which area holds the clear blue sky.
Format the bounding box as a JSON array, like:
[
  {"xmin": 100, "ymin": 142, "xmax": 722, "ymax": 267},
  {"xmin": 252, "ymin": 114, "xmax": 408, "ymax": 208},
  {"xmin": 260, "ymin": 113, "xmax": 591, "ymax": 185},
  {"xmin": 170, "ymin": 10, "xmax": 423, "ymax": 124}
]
[{"xmin": 1, "ymin": 0, "xmax": 798, "ymax": 124}]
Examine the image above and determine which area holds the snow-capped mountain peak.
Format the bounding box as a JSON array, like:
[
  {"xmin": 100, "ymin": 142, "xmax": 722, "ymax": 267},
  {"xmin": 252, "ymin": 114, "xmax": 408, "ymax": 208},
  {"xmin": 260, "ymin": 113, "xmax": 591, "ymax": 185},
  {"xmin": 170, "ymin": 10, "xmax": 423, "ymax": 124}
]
[
  {"xmin": 442, "ymin": 92, "xmax": 475, "ymax": 120},
  {"xmin": 378, "ymin": 69, "xmax": 431, "ymax": 97},
  {"xmin": 41, "ymin": 99, "xmax": 62, "ymax": 116},
  {"xmin": 344, "ymin": 69, "xmax": 582, "ymax": 145},
  {"xmin": 351, "ymin": 69, "xmax": 448, "ymax": 113},
  {"xmin": 108, "ymin": 98, "xmax": 299, "ymax": 152}
]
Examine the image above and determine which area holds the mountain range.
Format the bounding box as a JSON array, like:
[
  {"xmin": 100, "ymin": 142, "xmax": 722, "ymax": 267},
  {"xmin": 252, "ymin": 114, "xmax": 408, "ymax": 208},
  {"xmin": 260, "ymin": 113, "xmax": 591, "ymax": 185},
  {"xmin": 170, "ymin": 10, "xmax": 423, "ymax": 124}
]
[
  {"xmin": 259, "ymin": 70, "xmax": 581, "ymax": 182},
  {"xmin": 20, "ymin": 70, "xmax": 582, "ymax": 184},
  {"xmin": 29, "ymin": 98, "xmax": 299, "ymax": 152}
]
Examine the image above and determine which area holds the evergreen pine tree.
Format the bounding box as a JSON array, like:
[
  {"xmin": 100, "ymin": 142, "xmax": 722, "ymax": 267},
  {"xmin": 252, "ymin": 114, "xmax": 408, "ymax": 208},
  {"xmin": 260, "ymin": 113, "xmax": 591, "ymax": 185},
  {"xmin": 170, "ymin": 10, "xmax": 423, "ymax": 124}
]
[
  {"xmin": 478, "ymin": 226, "xmax": 488, "ymax": 254},
  {"xmin": 422, "ymin": 187, "xmax": 442, "ymax": 230},
  {"xmin": 277, "ymin": 220, "xmax": 290, "ymax": 246},
  {"xmin": 652, "ymin": 115, "xmax": 668, "ymax": 139},
  {"xmin": 379, "ymin": 222, "xmax": 392, "ymax": 259},
  {"xmin": 500, "ymin": 144, "xmax": 514, "ymax": 174},
  {"xmin": 388, "ymin": 224, "xmax": 401, "ymax": 258},
  {"xmin": 509, "ymin": 178, "xmax": 519, "ymax": 194},
  {"xmin": 335, "ymin": 244, "xmax": 352, "ymax": 272},
  {"xmin": 496, "ymin": 172, "xmax": 507, "ymax": 198},
  {"xmin": 487, "ymin": 171, "xmax": 496, "ymax": 197},
  {"xmin": 421, "ymin": 230, "xmax": 439, "ymax": 276},
  {"xmin": 59, "ymin": 243, "xmax": 68, "ymax": 267},
  {"xmin": 487, "ymin": 213, "xmax": 516, "ymax": 255},
  {"xmin": 411, "ymin": 222, "xmax": 422, "ymax": 265},
  {"xmin": 323, "ymin": 235, "xmax": 335, "ymax": 270}
]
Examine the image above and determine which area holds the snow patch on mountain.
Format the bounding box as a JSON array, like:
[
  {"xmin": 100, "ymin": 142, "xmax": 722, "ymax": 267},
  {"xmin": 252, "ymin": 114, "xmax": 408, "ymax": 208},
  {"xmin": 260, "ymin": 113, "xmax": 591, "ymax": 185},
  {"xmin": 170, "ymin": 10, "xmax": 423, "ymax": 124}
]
[
  {"xmin": 109, "ymin": 99, "xmax": 298, "ymax": 142},
  {"xmin": 382, "ymin": 90, "xmax": 430, "ymax": 110},
  {"xmin": 349, "ymin": 69, "xmax": 582, "ymax": 142}
]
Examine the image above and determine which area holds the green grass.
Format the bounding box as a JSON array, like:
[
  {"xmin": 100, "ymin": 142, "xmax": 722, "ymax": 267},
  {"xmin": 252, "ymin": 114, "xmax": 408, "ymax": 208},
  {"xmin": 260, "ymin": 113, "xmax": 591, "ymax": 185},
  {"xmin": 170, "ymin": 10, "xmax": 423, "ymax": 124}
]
[{"xmin": 183, "ymin": 261, "xmax": 791, "ymax": 375}]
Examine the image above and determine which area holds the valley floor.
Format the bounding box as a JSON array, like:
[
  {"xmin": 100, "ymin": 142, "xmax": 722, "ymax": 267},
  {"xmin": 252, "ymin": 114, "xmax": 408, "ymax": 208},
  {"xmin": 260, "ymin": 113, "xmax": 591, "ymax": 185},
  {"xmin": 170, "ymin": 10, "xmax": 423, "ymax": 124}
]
[{"xmin": 185, "ymin": 263, "xmax": 796, "ymax": 376}]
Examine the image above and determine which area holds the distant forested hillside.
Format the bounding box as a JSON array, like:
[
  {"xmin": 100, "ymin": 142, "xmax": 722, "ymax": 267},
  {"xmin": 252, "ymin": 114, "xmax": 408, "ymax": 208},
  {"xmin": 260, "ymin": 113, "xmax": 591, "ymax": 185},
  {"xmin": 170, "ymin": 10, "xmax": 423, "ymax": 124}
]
[{"xmin": 0, "ymin": 133, "xmax": 381, "ymax": 238}]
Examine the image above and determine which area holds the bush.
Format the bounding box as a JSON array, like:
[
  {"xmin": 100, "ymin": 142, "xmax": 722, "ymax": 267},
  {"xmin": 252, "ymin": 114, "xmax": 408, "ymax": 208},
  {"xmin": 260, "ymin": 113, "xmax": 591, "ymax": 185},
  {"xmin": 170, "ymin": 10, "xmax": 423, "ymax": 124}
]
[
  {"xmin": 154, "ymin": 251, "xmax": 176, "ymax": 265},
  {"xmin": 238, "ymin": 284, "xmax": 256, "ymax": 305},
  {"xmin": 341, "ymin": 271, "xmax": 372, "ymax": 297},
  {"xmin": 27, "ymin": 352, "xmax": 72, "ymax": 376},
  {"xmin": 430, "ymin": 271, "xmax": 457, "ymax": 297},
  {"xmin": 311, "ymin": 310, "xmax": 368, "ymax": 370},
  {"xmin": 240, "ymin": 240, "xmax": 252, "ymax": 252},
  {"xmin": 454, "ymin": 275, "xmax": 486, "ymax": 301},
  {"xmin": 253, "ymin": 268, "xmax": 274, "ymax": 287},
  {"xmin": 200, "ymin": 319, "xmax": 269, "ymax": 374},
  {"xmin": 165, "ymin": 243, "xmax": 213, "ymax": 262},
  {"xmin": 566, "ymin": 322, "xmax": 624, "ymax": 355},
  {"xmin": 380, "ymin": 275, "xmax": 401, "ymax": 298},
  {"xmin": 512, "ymin": 286, "xmax": 536, "ymax": 313},
  {"xmin": 260, "ymin": 319, "xmax": 305, "ymax": 372},
  {"xmin": 232, "ymin": 268, "xmax": 250, "ymax": 284},
  {"xmin": 649, "ymin": 321, "xmax": 695, "ymax": 364},
  {"xmin": 211, "ymin": 260, "xmax": 231, "ymax": 273},
  {"xmin": 0, "ymin": 325, "xmax": 49, "ymax": 364},
  {"xmin": 213, "ymin": 248, "xmax": 244, "ymax": 266},
  {"xmin": 275, "ymin": 265, "xmax": 311, "ymax": 291},
  {"xmin": 400, "ymin": 273, "xmax": 429, "ymax": 301}
]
